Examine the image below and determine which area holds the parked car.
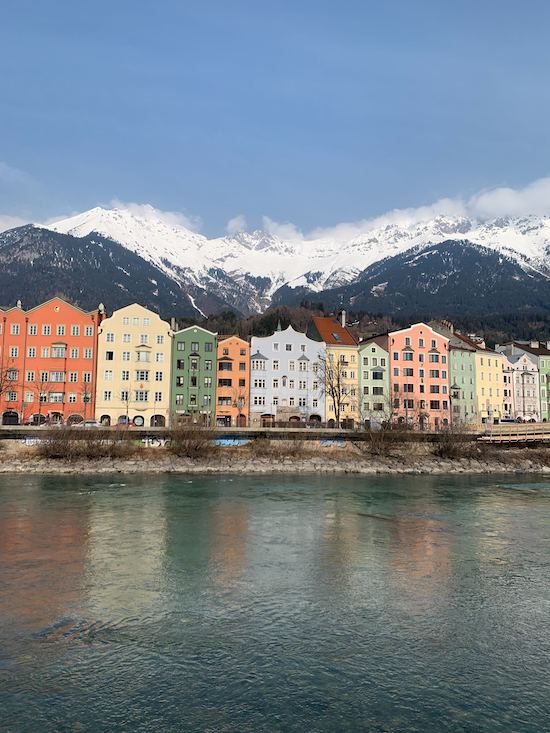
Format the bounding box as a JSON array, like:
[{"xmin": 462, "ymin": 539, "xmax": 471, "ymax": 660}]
[{"xmin": 74, "ymin": 420, "xmax": 102, "ymax": 429}]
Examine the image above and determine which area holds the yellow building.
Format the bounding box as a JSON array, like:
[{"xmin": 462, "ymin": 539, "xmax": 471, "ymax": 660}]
[
  {"xmin": 307, "ymin": 314, "xmax": 359, "ymax": 428},
  {"xmin": 95, "ymin": 304, "xmax": 172, "ymax": 427},
  {"xmin": 474, "ymin": 345, "xmax": 505, "ymax": 423}
]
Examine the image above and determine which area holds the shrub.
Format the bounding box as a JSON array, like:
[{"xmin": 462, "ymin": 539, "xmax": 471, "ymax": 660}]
[
  {"xmin": 168, "ymin": 425, "xmax": 216, "ymax": 458},
  {"xmin": 432, "ymin": 430, "xmax": 479, "ymax": 460},
  {"xmin": 36, "ymin": 427, "xmax": 138, "ymax": 461}
]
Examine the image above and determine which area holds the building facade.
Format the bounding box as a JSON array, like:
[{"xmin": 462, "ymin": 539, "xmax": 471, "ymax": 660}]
[
  {"xmin": 307, "ymin": 315, "xmax": 358, "ymax": 428},
  {"xmin": 497, "ymin": 342, "xmax": 550, "ymax": 421},
  {"xmin": 94, "ymin": 304, "xmax": 172, "ymax": 427},
  {"xmin": 171, "ymin": 325, "xmax": 217, "ymax": 425},
  {"xmin": 358, "ymin": 336, "xmax": 391, "ymax": 427},
  {"xmin": 215, "ymin": 336, "xmax": 250, "ymax": 427},
  {"xmin": 388, "ymin": 323, "xmax": 451, "ymax": 430},
  {"xmin": 249, "ymin": 325, "xmax": 325, "ymax": 427},
  {"xmin": 501, "ymin": 352, "xmax": 540, "ymax": 421},
  {"xmin": 473, "ymin": 346, "xmax": 505, "ymax": 423},
  {"xmin": 0, "ymin": 297, "xmax": 102, "ymax": 425}
]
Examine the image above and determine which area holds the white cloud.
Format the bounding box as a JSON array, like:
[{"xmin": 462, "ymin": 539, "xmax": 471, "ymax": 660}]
[
  {"xmin": 467, "ymin": 177, "xmax": 550, "ymax": 219},
  {"xmin": 263, "ymin": 176, "xmax": 550, "ymax": 243},
  {"xmin": 0, "ymin": 214, "xmax": 28, "ymax": 233},
  {"xmin": 226, "ymin": 214, "xmax": 247, "ymax": 234},
  {"xmin": 109, "ymin": 199, "xmax": 202, "ymax": 232}
]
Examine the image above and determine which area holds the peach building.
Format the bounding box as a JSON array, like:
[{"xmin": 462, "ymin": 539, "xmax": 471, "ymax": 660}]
[
  {"xmin": 215, "ymin": 336, "xmax": 250, "ymax": 427},
  {"xmin": 0, "ymin": 297, "xmax": 102, "ymax": 425},
  {"xmin": 388, "ymin": 323, "xmax": 451, "ymax": 430}
]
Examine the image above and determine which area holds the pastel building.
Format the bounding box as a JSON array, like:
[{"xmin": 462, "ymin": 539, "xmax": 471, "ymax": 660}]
[
  {"xmin": 307, "ymin": 314, "xmax": 358, "ymax": 428},
  {"xmin": 430, "ymin": 322, "xmax": 478, "ymax": 426},
  {"xmin": 0, "ymin": 297, "xmax": 102, "ymax": 425},
  {"xmin": 249, "ymin": 324, "xmax": 325, "ymax": 427},
  {"xmin": 358, "ymin": 336, "xmax": 391, "ymax": 426},
  {"xmin": 388, "ymin": 323, "xmax": 451, "ymax": 430},
  {"xmin": 500, "ymin": 351, "xmax": 540, "ymax": 421},
  {"xmin": 171, "ymin": 325, "xmax": 217, "ymax": 425},
  {"xmin": 95, "ymin": 304, "xmax": 172, "ymax": 427},
  {"xmin": 472, "ymin": 343, "xmax": 505, "ymax": 423},
  {"xmin": 496, "ymin": 341, "xmax": 550, "ymax": 421},
  {"xmin": 215, "ymin": 336, "xmax": 250, "ymax": 427}
]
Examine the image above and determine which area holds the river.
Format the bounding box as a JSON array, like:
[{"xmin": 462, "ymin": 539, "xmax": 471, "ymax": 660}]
[{"xmin": 1, "ymin": 473, "xmax": 549, "ymax": 732}]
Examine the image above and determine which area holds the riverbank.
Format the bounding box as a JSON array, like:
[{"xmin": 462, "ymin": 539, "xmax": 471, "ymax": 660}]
[{"xmin": 1, "ymin": 439, "xmax": 549, "ymax": 474}]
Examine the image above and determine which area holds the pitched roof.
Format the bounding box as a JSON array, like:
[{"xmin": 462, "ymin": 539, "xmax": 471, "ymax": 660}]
[
  {"xmin": 309, "ymin": 316, "xmax": 357, "ymax": 346},
  {"xmin": 359, "ymin": 334, "xmax": 389, "ymax": 351},
  {"xmin": 512, "ymin": 341, "xmax": 550, "ymax": 356}
]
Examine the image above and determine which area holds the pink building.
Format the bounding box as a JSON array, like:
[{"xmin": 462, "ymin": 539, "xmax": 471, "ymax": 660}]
[{"xmin": 388, "ymin": 323, "xmax": 451, "ymax": 430}]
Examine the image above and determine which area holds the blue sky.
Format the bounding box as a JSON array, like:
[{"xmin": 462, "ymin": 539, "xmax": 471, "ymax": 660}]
[{"xmin": 2, "ymin": 0, "xmax": 550, "ymax": 236}]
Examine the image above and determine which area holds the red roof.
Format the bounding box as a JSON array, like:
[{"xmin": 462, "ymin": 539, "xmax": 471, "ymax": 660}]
[{"xmin": 309, "ymin": 316, "xmax": 358, "ymax": 346}]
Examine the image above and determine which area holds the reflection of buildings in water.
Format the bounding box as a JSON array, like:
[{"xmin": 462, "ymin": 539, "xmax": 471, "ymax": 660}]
[
  {"xmin": 0, "ymin": 476, "xmax": 89, "ymax": 630},
  {"xmin": 388, "ymin": 514, "xmax": 452, "ymax": 601},
  {"xmin": 209, "ymin": 503, "xmax": 249, "ymax": 589},
  {"xmin": 85, "ymin": 488, "xmax": 167, "ymax": 617}
]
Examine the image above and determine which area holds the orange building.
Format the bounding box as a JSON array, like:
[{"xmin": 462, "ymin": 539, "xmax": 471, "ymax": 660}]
[
  {"xmin": 0, "ymin": 297, "xmax": 103, "ymax": 425},
  {"xmin": 215, "ymin": 336, "xmax": 250, "ymax": 427}
]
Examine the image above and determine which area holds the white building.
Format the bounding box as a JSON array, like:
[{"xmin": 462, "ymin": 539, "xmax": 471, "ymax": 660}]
[
  {"xmin": 249, "ymin": 325, "xmax": 326, "ymax": 426},
  {"xmin": 502, "ymin": 352, "xmax": 540, "ymax": 421}
]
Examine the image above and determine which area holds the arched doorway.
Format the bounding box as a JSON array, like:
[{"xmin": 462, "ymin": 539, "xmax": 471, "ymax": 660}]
[
  {"xmin": 236, "ymin": 414, "xmax": 247, "ymax": 427},
  {"xmin": 2, "ymin": 411, "xmax": 19, "ymax": 426},
  {"xmin": 327, "ymin": 419, "xmax": 336, "ymax": 428},
  {"xmin": 150, "ymin": 415, "xmax": 165, "ymax": 427},
  {"xmin": 288, "ymin": 415, "xmax": 301, "ymax": 425},
  {"xmin": 261, "ymin": 414, "xmax": 275, "ymax": 427},
  {"xmin": 341, "ymin": 418, "xmax": 354, "ymax": 430},
  {"xmin": 308, "ymin": 414, "xmax": 322, "ymax": 426},
  {"xmin": 50, "ymin": 412, "xmax": 63, "ymax": 425},
  {"xmin": 100, "ymin": 415, "xmax": 111, "ymax": 426},
  {"xmin": 31, "ymin": 413, "xmax": 46, "ymax": 426},
  {"xmin": 67, "ymin": 414, "xmax": 83, "ymax": 425},
  {"xmin": 133, "ymin": 415, "xmax": 145, "ymax": 427}
]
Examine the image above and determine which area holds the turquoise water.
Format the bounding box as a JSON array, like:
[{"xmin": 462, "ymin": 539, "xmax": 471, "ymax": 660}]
[{"xmin": 1, "ymin": 473, "xmax": 549, "ymax": 732}]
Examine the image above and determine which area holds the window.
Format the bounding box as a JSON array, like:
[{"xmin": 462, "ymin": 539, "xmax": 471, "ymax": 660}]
[
  {"xmin": 431, "ymin": 339, "xmax": 436, "ymax": 348},
  {"xmin": 28, "ymin": 347, "xmax": 36, "ymax": 358},
  {"xmin": 156, "ymin": 353, "xmax": 164, "ymax": 363},
  {"xmin": 123, "ymin": 317, "xmax": 129, "ymax": 325},
  {"xmin": 204, "ymin": 359, "xmax": 212, "ymax": 371},
  {"xmin": 105, "ymin": 351, "xmax": 114, "ymax": 361},
  {"xmin": 28, "ymin": 324, "xmax": 37, "ymax": 335},
  {"xmin": 106, "ymin": 332, "xmax": 115, "ymax": 342},
  {"xmin": 51, "ymin": 346, "xmax": 66, "ymax": 359},
  {"xmin": 219, "ymin": 378, "xmax": 233, "ymax": 388},
  {"xmin": 273, "ymin": 360, "xmax": 279, "ymax": 371},
  {"xmin": 104, "ymin": 370, "xmax": 113, "ymax": 381},
  {"xmin": 68, "ymin": 393, "xmax": 77, "ymax": 404},
  {"xmin": 122, "ymin": 351, "xmax": 130, "ymax": 361},
  {"xmin": 363, "ymin": 357, "xmax": 369, "ymax": 366},
  {"xmin": 404, "ymin": 384, "xmax": 414, "ymax": 393},
  {"xmin": 84, "ymin": 348, "xmax": 93, "ymax": 359},
  {"xmin": 70, "ymin": 347, "xmax": 79, "ymax": 359},
  {"xmin": 49, "ymin": 393, "xmax": 64, "ymax": 403},
  {"xmin": 7, "ymin": 369, "xmax": 18, "ymax": 381},
  {"xmin": 254, "ymin": 378, "xmax": 266, "ymax": 389},
  {"xmin": 363, "ymin": 386, "xmax": 369, "ymax": 395},
  {"xmin": 85, "ymin": 325, "xmax": 93, "ymax": 337},
  {"xmin": 429, "ymin": 400, "xmax": 441, "ymax": 410},
  {"xmin": 50, "ymin": 371, "xmax": 65, "ymax": 382},
  {"xmin": 177, "ymin": 342, "xmax": 185, "ymax": 351},
  {"xmin": 143, "ymin": 317, "xmax": 150, "ymax": 326},
  {"xmin": 239, "ymin": 362, "xmax": 246, "ymax": 371},
  {"xmin": 430, "ymin": 385, "xmax": 440, "ymax": 393},
  {"xmin": 403, "ymin": 352, "xmax": 413, "ymax": 361},
  {"xmin": 419, "ymin": 338, "xmax": 424, "ymax": 347},
  {"xmin": 429, "ymin": 354, "xmax": 439, "ymax": 363},
  {"xmin": 10, "ymin": 324, "xmax": 20, "ymax": 335},
  {"xmin": 136, "ymin": 351, "xmax": 150, "ymax": 362},
  {"xmin": 404, "ymin": 368, "xmax": 414, "ymax": 377},
  {"xmin": 298, "ymin": 397, "xmax": 306, "ymax": 407},
  {"xmin": 83, "ymin": 372, "xmax": 92, "ymax": 383},
  {"xmin": 273, "ymin": 343, "xmax": 279, "ymax": 351},
  {"xmin": 68, "ymin": 371, "xmax": 78, "ymax": 383},
  {"xmin": 286, "ymin": 344, "xmax": 292, "ymax": 351},
  {"xmin": 405, "ymin": 337, "xmax": 411, "ymax": 346},
  {"xmin": 204, "ymin": 377, "xmax": 212, "ymax": 388},
  {"xmin": 7, "ymin": 391, "xmax": 17, "ymax": 402},
  {"xmin": 273, "ymin": 378, "xmax": 279, "ymax": 388},
  {"xmin": 42, "ymin": 324, "xmax": 51, "ymax": 335},
  {"xmin": 253, "ymin": 396, "xmax": 266, "ymax": 406},
  {"xmin": 429, "ymin": 370, "xmax": 439, "ymax": 378},
  {"xmin": 135, "ymin": 390, "xmax": 149, "ymax": 402},
  {"xmin": 393, "ymin": 352, "xmax": 399, "ymax": 360},
  {"xmin": 299, "ymin": 361, "xmax": 307, "ymax": 372},
  {"xmin": 135, "ymin": 370, "xmax": 149, "ymax": 381},
  {"xmin": 175, "ymin": 394, "xmax": 184, "ymax": 406},
  {"xmin": 191, "ymin": 342, "xmax": 199, "ymax": 352},
  {"xmin": 139, "ymin": 334, "xmax": 148, "ymax": 345},
  {"xmin": 71, "ymin": 325, "xmax": 80, "ymax": 336},
  {"xmin": 372, "ymin": 371, "xmax": 384, "ymax": 380},
  {"xmin": 132, "ymin": 317, "xmax": 139, "ymax": 326},
  {"xmin": 404, "ymin": 399, "xmax": 414, "ymax": 409},
  {"xmin": 239, "ymin": 379, "xmax": 246, "ymax": 387},
  {"xmin": 154, "ymin": 391, "xmax": 162, "ymax": 402},
  {"xmin": 122, "ymin": 370, "xmax": 129, "ymax": 381},
  {"xmin": 103, "ymin": 390, "xmax": 112, "ymax": 401},
  {"xmin": 373, "ymin": 386, "xmax": 384, "ymax": 395},
  {"xmin": 121, "ymin": 390, "xmax": 129, "ymax": 402},
  {"xmin": 155, "ymin": 371, "xmax": 163, "ymax": 381},
  {"xmin": 205, "ymin": 342, "xmax": 213, "ymax": 352},
  {"xmin": 9, "ymin": 346, "xmax": 18, "ymax": 358},
  {"xmin": 156, "ymin": 335, "xmax": 164, "ymax": 345},
  {"xmin": 123, "ymin": 333, "xmax": 131, "ymax": 343},
  {"xmin": 26, "ymin": 370, "xmax": 35, "ymax": 382},
  {"xmin": 289, "ymin": 361, "xmax": 295, "ymax": 371},
  {"xmin": 56, "ymin": 325, "xmax": 65, "ymax": 336}
]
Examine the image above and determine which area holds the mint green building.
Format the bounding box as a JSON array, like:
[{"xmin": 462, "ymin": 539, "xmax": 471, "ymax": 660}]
[
  {"xmin": 431, "ymin": 322, "xmax": 477, "ymax": 426},
  {"xmin": 358, "ymin": 336, "xmax": 391, "ymax": 427},
  {"xmin": 171, "ymin": 325, "xmax": 217, "ymax": 425}
]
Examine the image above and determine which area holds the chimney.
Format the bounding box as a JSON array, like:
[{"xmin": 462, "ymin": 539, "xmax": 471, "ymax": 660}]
[
  {"xmin": 341, "ymin": 310, "xmax": 346, "ymax": 328},
  {"xmin": 16, "ymin": 299, "xmax": 22, "ymax": 309},
  {"xmin": 530, "ymin": 340, "xmax": 538, "ymax": 348},
  {"xmin": 547, "ymin": 341, "xmax": 550, "ymax": 350}
]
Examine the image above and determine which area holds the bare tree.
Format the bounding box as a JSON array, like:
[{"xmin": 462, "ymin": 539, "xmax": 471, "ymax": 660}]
[
  {"xmin": 317, "ymin": 353, "xmax": 359, "ymax": 428},
  {"xmin": 81, "ymin": 380, "xmax": 93, "ymax": 420},
  {"xmin": 31, "ymin": 372, "xmax": 51, "ymax": 425}
]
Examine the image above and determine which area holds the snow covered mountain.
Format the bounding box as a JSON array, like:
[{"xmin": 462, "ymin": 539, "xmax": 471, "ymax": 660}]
[{"xmin": 25, "ymin": 205, "xmax": 550, "ymax": 315}]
